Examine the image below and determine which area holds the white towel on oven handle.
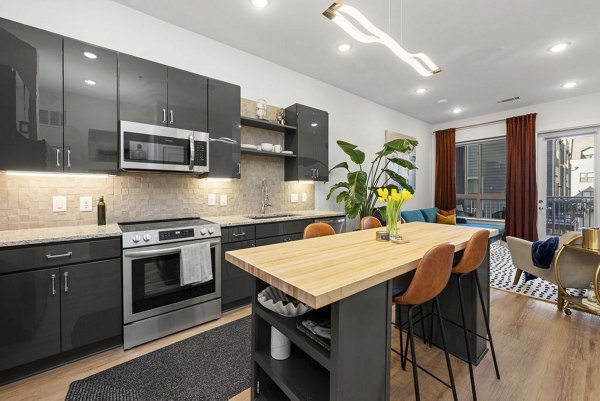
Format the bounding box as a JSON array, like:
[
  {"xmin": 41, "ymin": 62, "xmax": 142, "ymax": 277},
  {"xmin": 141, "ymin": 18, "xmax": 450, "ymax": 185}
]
[{"xmin": 180, "ymin": 242, "xmax": 213, "ymax": 286}]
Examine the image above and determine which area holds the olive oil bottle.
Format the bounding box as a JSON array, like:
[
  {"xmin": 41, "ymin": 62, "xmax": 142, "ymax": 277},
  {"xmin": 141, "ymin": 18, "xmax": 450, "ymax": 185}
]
[{"xmin": 97, "ymin": 196, "xmax": 106, "ymax": 225}]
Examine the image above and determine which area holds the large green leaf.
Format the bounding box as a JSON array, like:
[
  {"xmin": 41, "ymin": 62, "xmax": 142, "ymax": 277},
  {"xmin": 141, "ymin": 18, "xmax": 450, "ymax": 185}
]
[
  {"xmin": 383, "ymin": 169, "xmax": 414, "ymax": 193},
  {"xmin": 377, "ymin": 138, "xmax": 418, "ymax": 157},
  {"xmin": 326, "ymin": 182, "xmax": 349, "ymax": 200},
  {"xmin": 344, "ymin": 170, "xmax": 367, "ymax": 218},
  {"xmin": 388, "ymin": 157, "xmax": 417, "ymax": 171},
  {"xmin": 329, "ymin": 161, "xmax": 349, "ymax": 173},
  {"xmin": 337, "ymin": 140, "xmax": 365, "ymax": 165},
  {"xmin": 336, "ymin": 191, "xmax": 348, "ymax": 203}
]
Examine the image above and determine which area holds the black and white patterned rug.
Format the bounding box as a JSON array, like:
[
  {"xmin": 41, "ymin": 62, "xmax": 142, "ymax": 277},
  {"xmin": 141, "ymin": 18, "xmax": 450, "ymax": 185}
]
[{"xmin": 490, "ymin": 242, "xmax": 586, "ymax": 302}]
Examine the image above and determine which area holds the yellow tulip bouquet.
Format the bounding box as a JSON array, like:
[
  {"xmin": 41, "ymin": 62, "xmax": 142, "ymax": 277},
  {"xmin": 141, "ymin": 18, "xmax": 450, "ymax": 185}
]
[{"xmin": 377, "ymin": 187, "xmax": 413, "ymax": 239}]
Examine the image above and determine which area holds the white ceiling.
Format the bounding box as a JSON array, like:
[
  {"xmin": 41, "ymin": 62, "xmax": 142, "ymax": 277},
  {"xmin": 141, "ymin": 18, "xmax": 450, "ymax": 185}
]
[{"xmin": 112, "ymin": 0, "xmax": 600, "ymax": 124}]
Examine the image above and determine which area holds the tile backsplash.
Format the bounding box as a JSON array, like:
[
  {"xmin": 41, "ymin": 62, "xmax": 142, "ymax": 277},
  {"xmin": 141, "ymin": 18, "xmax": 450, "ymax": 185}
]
[{"xmin": 0, "ymin": 99, "xmax": 317, "ymax": 231}]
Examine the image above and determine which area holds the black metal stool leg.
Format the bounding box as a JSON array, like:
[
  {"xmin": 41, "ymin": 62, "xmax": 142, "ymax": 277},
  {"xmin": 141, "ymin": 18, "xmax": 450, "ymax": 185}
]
[
  {"xmin": 474, "ymin": 272, "xmax": 501, "ymax": 380},
  {"xmin": 407, "ymin": 305, "xmax": 420, "ymax": 401},
  {"xmin": 397, "ymin": 305, "xmax": 407, "ymax": 370},
  {"xmin": 457, "ymin": 274, "xmax": 477, "ymax": 401},
  {"xmin": 434, "ymin": 297, "xmax": 458, "ymax": 401},
  {"xmin": 428, "ymin": 301, "xmax": 435, "ymax": 348},
  {"xmin": 418, "ymin": 305, "xmax": 427, "ymax": 344}
]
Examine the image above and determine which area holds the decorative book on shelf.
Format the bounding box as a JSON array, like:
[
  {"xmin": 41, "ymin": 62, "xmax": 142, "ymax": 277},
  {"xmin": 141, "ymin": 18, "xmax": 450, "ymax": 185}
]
[{"xmin": 296, "ymin": 319, "xmax": 331, "ymax": 351}]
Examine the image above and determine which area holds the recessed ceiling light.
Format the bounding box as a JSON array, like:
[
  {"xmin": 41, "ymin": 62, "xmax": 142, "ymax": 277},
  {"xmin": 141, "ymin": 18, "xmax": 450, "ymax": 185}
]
[
  {"xmin": 451, "ymin": 107, "xmax": 463, "ymax": 114},
  {"xmin": 84, "ymin": 79, "xmax": 97, "ymax": 86},
  {"xmin": 337, "ymin": 43, "xmax": 352, "ymax": 53},
  {"xmin": 83, "ymin": 51, "xmax": 97, "ymax": 59},
  {"xmin": 251, "ymin": 0, "xmax": 268, "ymax": 8},
  {"xmin": 548, "ymin": 42, "xmax": 570, "ymax": 53},
  {"xmin": 562, "ymin": 81, "xmax": 578, "ymax": 89},
  {"xmin": 437, "ymin": 99, "xmax": 448, "ymax": 104},
  {"xmin": 415, "ymin": 88, "xmax": 428, "ymax": 94}
]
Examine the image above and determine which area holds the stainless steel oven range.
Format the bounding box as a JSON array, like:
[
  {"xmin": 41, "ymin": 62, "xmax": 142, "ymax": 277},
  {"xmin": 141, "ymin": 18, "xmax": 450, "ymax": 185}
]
[{"xmin": 119, "ymin": 218, "xmax": 221, "ymax": 349}]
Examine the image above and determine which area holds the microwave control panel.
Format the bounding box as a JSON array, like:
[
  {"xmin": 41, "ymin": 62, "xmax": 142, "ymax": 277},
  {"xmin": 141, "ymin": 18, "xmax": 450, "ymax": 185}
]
[
  {"xmin": 159, "ymin": 228, "xmax": 194, "ymax": 241},
  {"xmin": 194, "ymin": 141, "xmax": 207, "ymax": 166}
]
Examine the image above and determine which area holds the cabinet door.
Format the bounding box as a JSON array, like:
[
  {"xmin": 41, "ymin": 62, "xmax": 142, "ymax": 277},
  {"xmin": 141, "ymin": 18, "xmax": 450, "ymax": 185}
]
[
  {"xmin": 0, "ymin": 18, "xmax": 63, "ymax": 172},
  {"xmin": 312, "ymin": 108, "xmax": 329, "ymax": 182},
  {"xmin": 60, "ymin": 259, "xmax": 122, "ymax": 352},
  {"xmin": 64, "ymin": 38, "xmax": 118, "ymax": 174},
  {"xmin": 255, "ymin": 236, "xmax": 286, "ymax": 247},
  {"xmin": 296, "ymin": 104, "xmax": 319, "ymax": 180},
  {"xmin": 221, "ymin": 240, "xmax": 255, "ymax": 310},
  {"xmin": 0, "ymin": 268, "xmax": 60, "ymax": 371},
  {"xmin": 208, "ymin": 79, "xmax": 241, "ymax": 178},
  {"xmin": 119, "ymin": 54, "xmax": 168, "ymax": 126},
  {"xmin": 167, "ymin": 67, "xmax": 208, "ymax": 131}
]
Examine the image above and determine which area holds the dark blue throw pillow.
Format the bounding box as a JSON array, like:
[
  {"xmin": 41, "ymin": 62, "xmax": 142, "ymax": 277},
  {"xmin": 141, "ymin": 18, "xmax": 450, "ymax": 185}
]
[
  {"xmin": 531, "ymin": 236, "xmax": 559, "ymax": 269},
  {"xmin": 420, "ymin": 208, "xmax": 439, "ymax": 223},
  {"xmin": 400, "ymin": 210, "xmax": 426, "ymax": 223}
]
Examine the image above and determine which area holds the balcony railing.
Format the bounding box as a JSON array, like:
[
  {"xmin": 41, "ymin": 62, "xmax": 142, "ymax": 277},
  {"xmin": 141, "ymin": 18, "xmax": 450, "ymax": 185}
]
[{"xmin": 546, "ymin": 196, "xmax": 595, "ymax": 235}]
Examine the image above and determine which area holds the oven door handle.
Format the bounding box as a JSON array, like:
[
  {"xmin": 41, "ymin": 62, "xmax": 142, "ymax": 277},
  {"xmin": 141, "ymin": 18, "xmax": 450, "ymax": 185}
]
[{"xmin": 124, "ymin": 247, "xmax": 182, "ymax": 258}]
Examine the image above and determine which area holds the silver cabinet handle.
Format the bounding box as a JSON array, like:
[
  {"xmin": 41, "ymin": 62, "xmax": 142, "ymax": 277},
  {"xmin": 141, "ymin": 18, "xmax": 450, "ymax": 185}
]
[
  {"xmin": 64, "ymin": 272, "xmax": 69, "ymax": 293},
  {"xmin": 169, "ymin": 110, "xmax": 174, "ymax": 124},
  {"xmin": 232, "ymin": 232, "xmax": 246, "ymax": 237},
  {"xmin": 51, "ymin": 274, "xmax": 56, "ymax": 295},
  {"xmin": 237, "ymin": 162, "xmax": 241, "ymax": 175},
  {"xmin": 45, "ymin": 251, "xmax": 73, "ymax": 259},
  {"xmin": 67, "ymin": 149, "xmax": 71, "ymax": 168},
  {"xmin": 162, "ymin": 108, "xmax": 167, "ymax": 123},
  {"xmin": 189, "ymin": 135, "xmax": 195, "ymax": 170},
  {"xmin": 56, "ymin": 148, "xmax": 61, "ymax": 167}
]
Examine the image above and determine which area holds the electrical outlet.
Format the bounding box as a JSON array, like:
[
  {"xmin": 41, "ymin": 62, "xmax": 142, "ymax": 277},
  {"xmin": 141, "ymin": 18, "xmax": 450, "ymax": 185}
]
[
  {"xmin": 301, "ymin": 193, "xmax": 307, "ymax": 202},
  {"xmin": 290, "ymin": 193, "xmax": 299, "ymax": 203},
  {"xmin": 80, "ymin": 196, "xmax": 93, "ymax": 212},
  {"xmin": 220, "ymin": 194, "xmax": 228, "ymax": 206},
  {"xmin": 52, "ymin": 196, "xmax": 67, "ymax": 212},
  {"xmin": 208, "ymin": 193, "xmax": 216, "ymax": 206}
]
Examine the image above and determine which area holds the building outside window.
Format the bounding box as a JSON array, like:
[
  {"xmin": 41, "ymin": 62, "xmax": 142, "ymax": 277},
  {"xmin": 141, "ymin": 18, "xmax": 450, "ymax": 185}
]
[{"xmin": 456, "ymin": 139, "xmax": 506, "ymax": 219}]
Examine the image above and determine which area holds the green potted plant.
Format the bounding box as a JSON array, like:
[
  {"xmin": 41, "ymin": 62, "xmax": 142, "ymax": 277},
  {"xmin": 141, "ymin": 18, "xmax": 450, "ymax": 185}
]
[{"xmin": 327, "ymin": 138, "xmax": 418, "ymax": 219}]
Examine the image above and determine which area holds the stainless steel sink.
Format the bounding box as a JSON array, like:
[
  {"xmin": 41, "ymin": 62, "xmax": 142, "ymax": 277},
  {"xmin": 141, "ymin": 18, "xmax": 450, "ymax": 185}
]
[{"xmin": 245, "ymin": 213, "xmax": 299, "ymax": 220}]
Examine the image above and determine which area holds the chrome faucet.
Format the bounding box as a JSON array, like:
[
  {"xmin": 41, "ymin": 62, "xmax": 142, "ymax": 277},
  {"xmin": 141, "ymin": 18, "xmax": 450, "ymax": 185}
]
[{"xmin": 261, "ymin": 178, "xmax": 272, "ymax": 214}]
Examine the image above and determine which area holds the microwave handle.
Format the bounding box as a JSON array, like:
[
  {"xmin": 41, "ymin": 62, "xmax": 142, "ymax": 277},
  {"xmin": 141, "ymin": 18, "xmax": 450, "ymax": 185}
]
[
  {"xmin": 124, "ymin": 247, "xmax": 182, "ymax": 258},
  {"xmin": 189, "ymin": 135, "xmax": 195, "ymax": 170}
]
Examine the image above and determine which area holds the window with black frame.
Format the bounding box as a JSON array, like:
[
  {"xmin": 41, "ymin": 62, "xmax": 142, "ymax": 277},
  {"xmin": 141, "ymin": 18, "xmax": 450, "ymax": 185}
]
[{"xmin": 456, "ymin": 139, "xmax": 506, "ymax": 219}]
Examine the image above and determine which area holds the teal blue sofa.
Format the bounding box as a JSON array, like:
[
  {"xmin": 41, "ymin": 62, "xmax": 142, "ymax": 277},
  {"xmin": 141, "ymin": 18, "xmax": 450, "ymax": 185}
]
[{"xmin": 400, "ymin": 207, "xmax": 504, "ymax": 243}]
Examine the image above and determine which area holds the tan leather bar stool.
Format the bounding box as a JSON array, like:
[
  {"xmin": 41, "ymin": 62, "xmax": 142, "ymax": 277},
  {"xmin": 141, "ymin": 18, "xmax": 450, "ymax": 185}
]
[
  {"xmin": 360, "ymin": 216, "xmax": 382, "ymax": 230},
  {"xmin": 450, "ymin": 230, "xmax": 501, "ymax": 401},
  {"xmin": 303, "ymin": 222, "xmax": 335, "ymax": 239},
  {"xmin": 393, "ymin": 243, "xmax": 458, "ymax": 401}
]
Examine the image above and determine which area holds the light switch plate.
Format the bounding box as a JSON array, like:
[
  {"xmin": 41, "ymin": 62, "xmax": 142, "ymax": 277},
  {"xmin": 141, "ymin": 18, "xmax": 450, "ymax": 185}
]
[
  {"xmin": 290, "ymin": 193, "xmax": 299, "ymax": 203},
  {"xmin": 301, "ymin": 193, "xmax": 307, "ymax": 202},
  {"xmin": 208, "ymin": 193, "xmax": 216, "ymax": 206},
  {"xmin": 80, "ymin": 196, "xmax": 93, "ymax": 212},
  {"xmin": 220, "ymin": 194, "xmax": 228, "ymax": 206},
  {"xmin": 52, "ymin": 196, "xmax": 67, "ymax": 212}
]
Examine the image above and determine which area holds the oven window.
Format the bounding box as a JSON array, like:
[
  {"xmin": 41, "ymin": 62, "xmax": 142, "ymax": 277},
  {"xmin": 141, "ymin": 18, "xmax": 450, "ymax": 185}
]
[
  {"xmin": 123, "ymin": 131, "xmax": 191, "ymax": 165},
  {"xmin": 131, "ymin": 248, "xmax": 216, "ymax": 314}
]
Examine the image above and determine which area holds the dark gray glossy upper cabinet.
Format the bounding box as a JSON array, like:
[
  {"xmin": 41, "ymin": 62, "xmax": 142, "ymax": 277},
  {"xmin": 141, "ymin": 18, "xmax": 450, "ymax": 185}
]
[
  {"xmin": 119, "ymin": 54, "xmax": 208, "ymax": 131},
  {"xmin": 64, "ymin": 38, "xmax": 118, "ymax": 174},
  {"xmin": 168, "ymin": 67, "xmax": 208, "ymax": 131},
  {"xmin": 284, "ymin": 104, "xmax": 329, "ymax": 182},
  {"xmin": 118, "ymin": 54, "xmax": 168, "ymax": 126},
  {"xmin": 208, "ymin": 79, "xmax": 241, "ymax": 179},
  {"xmin": 0, "ymin": 18, "xmax": 63, "ymax": 172}
]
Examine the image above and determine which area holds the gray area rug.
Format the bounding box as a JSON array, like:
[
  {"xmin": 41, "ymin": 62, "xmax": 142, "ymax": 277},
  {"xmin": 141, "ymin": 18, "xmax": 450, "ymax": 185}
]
[
  {"xmin": 66, "ymin": 316, "xmax": 251, "ymax": 401},
  {"xmin": 490, "ymin": 242, "xmax": 585, "ymax": 302}
]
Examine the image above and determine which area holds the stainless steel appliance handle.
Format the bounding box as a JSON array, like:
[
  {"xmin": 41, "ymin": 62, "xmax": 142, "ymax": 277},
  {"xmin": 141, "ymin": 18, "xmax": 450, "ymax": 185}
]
[
  {"xmin": 64, "ymin": 272, "xmax": 69, "ymax": 293},
  {"xmin": 45, "ymin": 251, "xmax": 73, "ymax": 259},
  {"xmin": 169, "ymin": 110, "xmax": 174, "ymax": 124},
  {"xmin": 162, "ymin": 108, "xmax": 167, "ymax": 123},
  {"xmin": 232, "ymin": 232, "xmax": 246, "ymax": 237},
  {"xmin": 237, "ymin": 162, "xmax": 241, "ymax": 175},
  {"xmin": 189, "ymin": 135, "xmax": 195, "ymax": 170},
  {"xmin": 67, "ymin": 149, "xmax": 71, "ymax": 168},
  {"xmin": 56, "ymin": 148, "xmax": 61, "ymax": 167},
  {"xmin": 124, "ymin": 247, "xmax": 182, "ymax": 258},
  {"xmin": 51, "ymin": 274, "xmax": 56, "ymax": 295}
]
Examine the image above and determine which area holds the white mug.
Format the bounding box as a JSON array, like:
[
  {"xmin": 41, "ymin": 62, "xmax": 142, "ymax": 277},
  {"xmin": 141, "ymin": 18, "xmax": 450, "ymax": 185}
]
[{"xmin": 274, "ymin": 144, "xmax": 282, "ymax": 153}]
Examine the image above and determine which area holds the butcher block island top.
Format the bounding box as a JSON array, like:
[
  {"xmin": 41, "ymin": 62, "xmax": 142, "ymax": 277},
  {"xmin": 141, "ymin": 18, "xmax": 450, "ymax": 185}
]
[{"xmin": 225, "ymin": 221, "xmax": 499, "ymax": 309}]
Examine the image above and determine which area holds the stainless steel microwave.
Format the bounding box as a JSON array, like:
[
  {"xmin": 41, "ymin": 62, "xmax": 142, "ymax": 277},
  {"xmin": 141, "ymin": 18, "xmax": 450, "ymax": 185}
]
[{"xmin": 119, "ymin": 121, "xmax": 209, "ymax": 174}]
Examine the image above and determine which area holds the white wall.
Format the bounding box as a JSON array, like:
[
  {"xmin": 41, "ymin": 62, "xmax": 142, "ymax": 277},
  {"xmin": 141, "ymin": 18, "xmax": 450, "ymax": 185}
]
[{"xmin": 0, "ymin": 0, "xmax": 434, "ymax": 217}]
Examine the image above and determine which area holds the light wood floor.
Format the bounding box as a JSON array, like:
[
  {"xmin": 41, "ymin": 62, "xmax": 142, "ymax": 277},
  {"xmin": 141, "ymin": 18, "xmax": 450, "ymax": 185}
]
[{"xmin": 1, "ymin": 289, "xmax": 598, "ymax": 401}]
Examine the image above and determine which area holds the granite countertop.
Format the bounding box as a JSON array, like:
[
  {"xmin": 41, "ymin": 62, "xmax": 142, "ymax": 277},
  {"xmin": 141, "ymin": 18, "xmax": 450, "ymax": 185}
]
[
  {"xmin": 208, "ymin": 210, "xmax": 346, "ymax": 227},
  {"xmin": 0, "ymin": 224, "xmax": 122, "ymax": 248}
]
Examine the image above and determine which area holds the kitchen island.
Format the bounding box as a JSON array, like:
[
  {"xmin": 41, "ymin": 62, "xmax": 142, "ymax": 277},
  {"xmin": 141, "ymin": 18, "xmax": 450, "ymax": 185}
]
[{"xmin": 225, "ymin": 222, "xmax": 498, "ymax": 400}]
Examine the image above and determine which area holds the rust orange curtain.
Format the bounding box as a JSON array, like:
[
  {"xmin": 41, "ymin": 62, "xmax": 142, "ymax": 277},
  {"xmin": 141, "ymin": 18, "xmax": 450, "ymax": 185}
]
[
  {"xmin": 434, "ymin": 128, "xmax": 456, "ymax": 211},
  {"xmin": 505, "ymin": 113, "xmax": 538, "ymax": 241}
]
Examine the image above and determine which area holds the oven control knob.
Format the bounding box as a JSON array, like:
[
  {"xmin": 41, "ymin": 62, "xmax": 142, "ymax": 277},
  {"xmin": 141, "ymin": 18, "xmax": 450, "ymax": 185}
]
[
  {"xmin": 132, "ymin": 235, "xmax": 141, "ymax": 243},
  {"xmin": 143, "ymin": 234, "xmax": 152, "ymax": 242},
  {"xmin": 208, "ymin": 227, "xmax": 214, "ymax": 235},
  {"xmin": 200, "ymin": 228, "xmax": 207, "ymax": 235}
]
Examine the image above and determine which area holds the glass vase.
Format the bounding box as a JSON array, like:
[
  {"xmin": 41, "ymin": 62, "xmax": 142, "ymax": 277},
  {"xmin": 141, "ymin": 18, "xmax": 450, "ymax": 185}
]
[{"xmin": 386, "ymin": 208, "xmax": 401, "ymax": 240}]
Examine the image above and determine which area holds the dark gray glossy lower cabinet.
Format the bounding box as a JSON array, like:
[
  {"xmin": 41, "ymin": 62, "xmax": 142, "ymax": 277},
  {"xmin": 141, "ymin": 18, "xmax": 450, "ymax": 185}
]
[
  {"xmin": 221, "ymin": 240, "xmax": 255, "ymax": 311},
  {"xmin": 60, "ymin": 259, "xmax": 121, "ymax": 351},
  {"xmin": 0, "ymin": 268, "xmax": 61, "ymax": 371}
]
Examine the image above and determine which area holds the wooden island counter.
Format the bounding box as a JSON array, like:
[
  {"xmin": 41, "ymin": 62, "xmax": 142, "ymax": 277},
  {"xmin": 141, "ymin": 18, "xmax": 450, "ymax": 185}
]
[{"xmin": 226, "ymin": 222, "xmax": 498, "ymax": 400}]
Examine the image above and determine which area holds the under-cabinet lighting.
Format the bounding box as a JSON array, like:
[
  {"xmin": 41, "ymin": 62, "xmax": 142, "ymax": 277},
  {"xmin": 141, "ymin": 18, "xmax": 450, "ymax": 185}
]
[
  {"xmin": 298, "ymin": 181, "xmax": 315, "ymax": 185},
  {"xmin": 206, "ymin": 178, "xmax": 233, "ymax": 182},
  {"xmin": 6, "ymin": 171, "xmax": 112, "ymax": 179}
]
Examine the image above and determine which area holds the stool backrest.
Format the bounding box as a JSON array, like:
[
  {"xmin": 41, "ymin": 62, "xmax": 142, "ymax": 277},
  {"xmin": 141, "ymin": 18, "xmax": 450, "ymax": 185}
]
[
  {"xmin": 360, "ymin": 216, "xmax": 382, "ymax": 230},
  {"xmin": 394, "ymin": 243, "xmax": 454, "ymax": 305},
  {"xmin": 453, "ymin": 230, "xmax": 489, "ymax": 274},
  {"xmin": 303, "ymin": 222, "xmax": 335, "ymax": 239}
]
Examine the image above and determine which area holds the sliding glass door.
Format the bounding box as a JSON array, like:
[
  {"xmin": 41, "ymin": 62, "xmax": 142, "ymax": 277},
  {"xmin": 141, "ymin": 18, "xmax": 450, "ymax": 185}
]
[{"xmin": 537, "ymin": 130, "xmax": 598, "ymax": 239}]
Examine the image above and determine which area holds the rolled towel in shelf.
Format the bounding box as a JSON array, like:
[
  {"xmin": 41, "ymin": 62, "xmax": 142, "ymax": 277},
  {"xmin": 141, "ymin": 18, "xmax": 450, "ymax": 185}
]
[{"xmin": 180, "ymin": 242, "xmax": 213, "ymax": 286}]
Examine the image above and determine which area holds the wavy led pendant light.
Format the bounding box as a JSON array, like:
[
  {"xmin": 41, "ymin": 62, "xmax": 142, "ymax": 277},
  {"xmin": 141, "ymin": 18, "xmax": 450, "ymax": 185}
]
[{"xmin": 323, "ymin": 2, "xmax": 441, "ymax": 77}]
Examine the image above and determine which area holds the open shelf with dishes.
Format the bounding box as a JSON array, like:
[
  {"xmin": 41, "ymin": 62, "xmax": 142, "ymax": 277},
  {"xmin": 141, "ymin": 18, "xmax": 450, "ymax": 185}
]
[
  {"xmin": 240, "ymin": 116, "xmax": 296, "ymax": 132},
  {"xmin": 241, "ymin": 148, "xmax": 296, "ymax": 158}
]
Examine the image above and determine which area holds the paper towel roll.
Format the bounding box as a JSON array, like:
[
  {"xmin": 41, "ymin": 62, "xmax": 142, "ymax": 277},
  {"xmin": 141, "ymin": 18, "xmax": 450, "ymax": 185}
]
[{"xmin": 270, "ymin": 326, "xmax": 291, "ymax": 360}]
